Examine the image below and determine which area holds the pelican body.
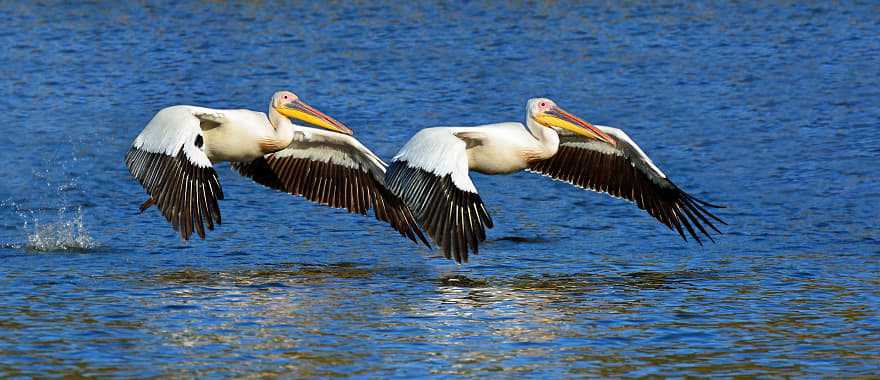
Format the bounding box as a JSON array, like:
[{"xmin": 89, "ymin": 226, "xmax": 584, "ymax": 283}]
[
  {"xmin": 125, "ymin": 91, "xmax": 427, "ymax": 246},
  {"xmin": 387, "ymin": 98, "xmax": 725, "ymax": 263}
]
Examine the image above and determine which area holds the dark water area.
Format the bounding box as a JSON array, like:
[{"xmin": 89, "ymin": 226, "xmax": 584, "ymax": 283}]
[{"xmin": 0, "ymin": 1, "xmax": 878, "ymax": 377}]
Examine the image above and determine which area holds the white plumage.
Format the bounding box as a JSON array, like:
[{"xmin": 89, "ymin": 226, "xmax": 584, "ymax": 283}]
[
  {"xmin": 278, "ymin": 127, "xmax": 385, "ymax": 176},
  {"xmin": 131, "ymin": 106, "xmax": 230, "ymax": 167},
  {"xmin": 597, "ymin": 125, "xmax": 667, "ymax": 178},
  {"xmin": 126, "ymin": 91, "xmax": 427, "ymax": 245},
  {"xmin": 393, "ymin": 127, "xmax": 479, "ymax": 193},
  {"xmin": 386, "ymin": 98, "xmax": 725, "ymax": 263}
]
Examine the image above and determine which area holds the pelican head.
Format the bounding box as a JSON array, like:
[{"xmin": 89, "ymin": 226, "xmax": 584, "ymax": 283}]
[
  {"xmin": 528, "ymin": 98, "xmax": 615, "ymax": 145},
  {"xmin": 272, "ymin": 91, "xmax": 353, "ymax": 135}
]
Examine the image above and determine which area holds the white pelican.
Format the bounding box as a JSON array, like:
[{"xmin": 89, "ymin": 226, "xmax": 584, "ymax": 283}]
[
  {"xmin": 125, "ymin": 91, "xmax": 427, "ymax": 246},
  {"xmin": 386, "ymin": 98, "xmax": 725, "ymax": 262}
]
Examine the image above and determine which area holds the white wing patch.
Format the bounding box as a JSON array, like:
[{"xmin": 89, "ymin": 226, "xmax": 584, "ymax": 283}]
[
  {"xmin": 564, "ymin": 140, "xmax": 622, "ymax": 156},
  {"xmin": 596, "ymin": 125, "xmax": 667, "ymax": 178},
  {"xmin": 273, "ymin": 127, "xmax": 386, "ymax": 180},
  {"xmin": 132, "ymin": 105, "xmax": 213, "ymax": 168},
  {"xmin": 191, "ymin": 110, "xmax": 227, "ymax": 126},
  {"xmin": 393, "ymin": 127, "xmax": 477, "ymax": 193}
]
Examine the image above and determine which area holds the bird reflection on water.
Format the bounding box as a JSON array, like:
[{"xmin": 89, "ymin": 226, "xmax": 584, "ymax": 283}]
[{"xmin": 68, "ymin": 264, "xmax": 862, "ymax": 377}]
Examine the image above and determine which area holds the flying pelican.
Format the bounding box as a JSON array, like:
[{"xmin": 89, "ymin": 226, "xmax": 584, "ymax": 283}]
[
  {"xmin": 125, "ymin": 91, "xmax": 427, "ymax": 246},
  {"xmin": 386, "ymin": 98, "xmax": 725, "ymax": 262}
]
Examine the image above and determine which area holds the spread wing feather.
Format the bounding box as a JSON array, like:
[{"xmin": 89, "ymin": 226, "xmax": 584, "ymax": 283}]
[
  {"xmin": 232, "ymin": 129, "xmax": 428, "ymax": 246},
  {"xmin": 528, "ymin": 125, "xmax": 725, "ymax": 243},
  {"xmin": 386, "ymin": 128, "xmax": 493, "ymax": 263},
  {"xmin": 125, "ymin": 106, "xmax": 224, "ymax": 240}
]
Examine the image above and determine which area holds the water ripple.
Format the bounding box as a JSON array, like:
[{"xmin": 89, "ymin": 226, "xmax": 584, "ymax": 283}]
[{"xmin": 0, "ymin": 1, "xmax": 877, "ymax": 378}]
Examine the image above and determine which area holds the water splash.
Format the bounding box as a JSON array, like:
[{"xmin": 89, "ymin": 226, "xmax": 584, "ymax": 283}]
[
  {"xmin": 25, "ymin": 206, "xmax": 98, "ymax": 252},
  {"xmin": 1, "ymin": 168, "xmax": 99, "ymax": 253}
]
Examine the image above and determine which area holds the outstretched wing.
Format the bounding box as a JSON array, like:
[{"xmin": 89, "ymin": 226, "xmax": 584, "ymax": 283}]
[
  {"xmin": 232, "ymin": 128, "xmax": 428, "ymax": 247},
  {"xmin": 125, "ymin": 106, "xmax": 225, "ymax": 240},
  {"xmin": 385, "ymin": 128, "xmax": 493, "ymax": 263},
  {"xmin": 528, "ymin": 125, "xmax": 725, "ymax": 243}
]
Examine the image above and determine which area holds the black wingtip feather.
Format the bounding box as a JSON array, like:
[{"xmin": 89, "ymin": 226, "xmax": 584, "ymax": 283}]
[
  {"xmin": 529, "ymin": 144, "xmax": 727, "ymax": 245},
  {"xmin": 386, "ymin": 161, "xmax": 492, "ymax": 263},
  {"xmin": 126, "ymin": 146, "xmax": 222, "ymax": 240},
  {"xmin": 233, "ymin": 156, "xmax": 429, "ymax": 247}
]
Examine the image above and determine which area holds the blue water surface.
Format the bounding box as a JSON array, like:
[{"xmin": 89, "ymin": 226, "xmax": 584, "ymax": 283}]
[{"xmin": 0, "ymin": 1, "xmax": 878, "ymax": 377}]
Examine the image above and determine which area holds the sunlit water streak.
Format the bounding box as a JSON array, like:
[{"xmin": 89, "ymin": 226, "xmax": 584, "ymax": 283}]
[{"xmin": 0, "ymin": 1, "xmax": 878, "ymax": 378}]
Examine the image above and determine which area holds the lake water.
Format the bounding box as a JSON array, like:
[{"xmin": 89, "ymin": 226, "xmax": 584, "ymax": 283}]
[{"xmin": 0, "ymin": 1, "xmax": 878, "ymax": 377}]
